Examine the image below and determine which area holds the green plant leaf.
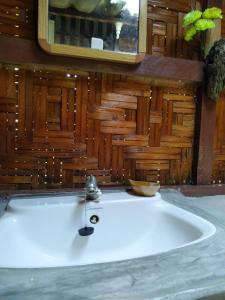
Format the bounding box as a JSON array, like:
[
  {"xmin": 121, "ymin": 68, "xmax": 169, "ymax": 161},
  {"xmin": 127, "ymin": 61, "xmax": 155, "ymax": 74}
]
[
  {"xmin": 183, "ymin": 10, "xmax": 202, "ymax": 27},
  {"xmin": 184, "ymin": 26, "xmax": 197, "ymax": 41},
  {"xmin": 202, "ymin": 7, "xmax": 223, "ymax": 19},
  {"xmin": 194, "ymin": 19, "xmax": 215, "ymax": 31}
]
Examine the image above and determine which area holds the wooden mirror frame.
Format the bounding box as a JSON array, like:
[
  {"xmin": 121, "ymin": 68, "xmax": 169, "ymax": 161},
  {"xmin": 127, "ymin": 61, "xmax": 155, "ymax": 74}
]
[{"xmin": 38, "ymin": 0, "xmax": 147, "ymax": 64}]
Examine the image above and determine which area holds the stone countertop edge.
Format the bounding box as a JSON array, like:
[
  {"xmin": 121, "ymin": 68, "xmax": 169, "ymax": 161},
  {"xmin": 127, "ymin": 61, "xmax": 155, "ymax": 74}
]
[
  {"xmin": 2, "ymin": 184, "xmax": 225, "ymax": 198},
  {"xmin": 0, "ymin": 189, "xmax": 224, "ymax": 300}
]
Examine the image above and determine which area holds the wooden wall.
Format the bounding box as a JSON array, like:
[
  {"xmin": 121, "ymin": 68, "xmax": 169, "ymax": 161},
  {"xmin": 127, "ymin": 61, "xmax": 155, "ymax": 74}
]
[
  {"xmin": 213, "ymin": 94, "xmax": 225, "ymax": 183},
  {"xmin": 212, "ymin": 3, "xmax": 225, "ymax": 183},
  {"xmin": 221, "ymin": 1, "xmax": 225, "ymax": 37},
  {"xmin": 0, "ymin": 66, "xmax": 197, "ymax": 189},
  {"xmin": 2, "ymin": 0, "xmax": 225, "ymax": 188},
  {"xmin": 147, "ymin": 0, "xmax": 202, "ymax": 59},
  {"xmin": 0, "ymin": 0, "xmax": 36, "ymax": 39}
]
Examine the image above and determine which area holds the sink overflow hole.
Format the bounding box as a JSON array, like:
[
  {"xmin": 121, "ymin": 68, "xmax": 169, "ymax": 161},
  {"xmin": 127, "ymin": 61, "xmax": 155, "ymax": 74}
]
[{"xmin": 90, "ymin": 215, "xmax": 99, "ymax": 224}]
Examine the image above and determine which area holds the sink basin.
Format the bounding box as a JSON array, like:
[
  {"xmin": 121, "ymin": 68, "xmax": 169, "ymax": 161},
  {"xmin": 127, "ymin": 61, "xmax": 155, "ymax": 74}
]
[{"xmin": 0, "ymin": 192, "xmax": 216, "ymax": 268}]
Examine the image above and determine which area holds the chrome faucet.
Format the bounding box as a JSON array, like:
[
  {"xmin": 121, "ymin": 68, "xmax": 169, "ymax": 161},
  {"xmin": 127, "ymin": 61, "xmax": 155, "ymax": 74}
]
[{"xmin": 85, "ymin": 175, "xmax": 102, "ymax": 201}]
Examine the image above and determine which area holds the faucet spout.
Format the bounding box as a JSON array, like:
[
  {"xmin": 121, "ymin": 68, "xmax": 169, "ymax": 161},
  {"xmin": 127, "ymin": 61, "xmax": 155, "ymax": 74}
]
[{"xmin": 85, "ymin": 175, "xmax": 102, "ymax": 201}]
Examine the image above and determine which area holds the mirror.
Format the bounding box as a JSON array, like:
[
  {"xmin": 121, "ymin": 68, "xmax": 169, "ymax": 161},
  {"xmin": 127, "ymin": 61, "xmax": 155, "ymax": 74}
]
[{"xmin": 38, "ymin": 0, "xmax": 147, "ymax": 63}]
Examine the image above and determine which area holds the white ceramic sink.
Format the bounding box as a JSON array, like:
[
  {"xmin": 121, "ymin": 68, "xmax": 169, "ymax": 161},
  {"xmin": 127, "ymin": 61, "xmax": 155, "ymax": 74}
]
[{"xmin": 0, "ymin": 192, "xmax": 216, "ymax": 268}]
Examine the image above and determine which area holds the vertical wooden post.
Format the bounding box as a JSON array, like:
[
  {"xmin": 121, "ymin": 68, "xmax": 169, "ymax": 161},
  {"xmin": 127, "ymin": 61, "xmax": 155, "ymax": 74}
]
[
  {"xmin": 192, "ymin": 87, "xmax": 217, "ymax": 184},
  {"xmin": 192, "ymin": 0, "xmax": 222, "ymax": 184}
]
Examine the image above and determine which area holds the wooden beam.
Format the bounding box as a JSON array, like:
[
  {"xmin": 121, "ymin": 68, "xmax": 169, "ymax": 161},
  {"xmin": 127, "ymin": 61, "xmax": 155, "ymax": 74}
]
[
  {"xmin": 0, "ymin": 36, "xmax": 204, "ymax": 82},
  {"xmin": 192, "ymin": 0, "xmax": 222, "ymax": 184},
  {"xmin": 192, "ymin": 87, "xmax": 216, "ymax": 184}
]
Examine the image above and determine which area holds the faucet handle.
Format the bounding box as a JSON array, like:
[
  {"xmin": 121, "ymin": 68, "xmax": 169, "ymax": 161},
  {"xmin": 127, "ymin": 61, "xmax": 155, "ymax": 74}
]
[{"xmin": 85, "ymin": 175, "xmax": 102, "ymax": 201}]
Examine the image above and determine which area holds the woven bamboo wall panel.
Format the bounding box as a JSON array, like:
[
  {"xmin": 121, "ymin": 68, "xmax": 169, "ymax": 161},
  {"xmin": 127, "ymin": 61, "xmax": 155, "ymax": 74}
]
[
  {"xmin": 213, "ymin": 94, "xmax": 225, "ymax": 183},
  {"xmin": 0, "ymin": 0, "xmax": 35, "ymax": 40},
  {"xmin": 146, "ymin": 0, "xmax": 202, "ymax": 59},
  {"xmin": 0, "ymin": 66, "xmax": 197, "ymax": 189}
]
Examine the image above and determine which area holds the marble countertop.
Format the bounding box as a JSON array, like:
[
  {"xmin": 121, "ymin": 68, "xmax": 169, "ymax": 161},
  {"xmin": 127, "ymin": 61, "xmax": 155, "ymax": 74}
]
[{"xmin": 0, "ymin": 189, "xmax": 225, "ymax": 300}]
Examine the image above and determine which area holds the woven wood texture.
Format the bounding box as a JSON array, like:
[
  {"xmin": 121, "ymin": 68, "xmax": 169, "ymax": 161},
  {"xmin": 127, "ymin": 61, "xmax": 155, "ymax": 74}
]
[
  {"xmin": 147, "ymin": 0, "xmax": 202, "ymax": 59},
  {"xmin": 0, "ymin": 66, "xmax": 197, "ymax": 189},
  {"xmin": 0, "ymin": 0, "xmax": 202, "ymax": 60},
  {"xmin": 0, "ymin": 0, "xmax": 35, "ymax": 40}
]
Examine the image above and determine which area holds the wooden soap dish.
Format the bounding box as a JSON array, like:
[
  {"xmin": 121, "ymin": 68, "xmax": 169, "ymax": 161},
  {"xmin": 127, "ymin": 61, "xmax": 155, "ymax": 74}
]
[{"xmin": 128, "ymin": 179, "xmax": 160, "ymax": 197}]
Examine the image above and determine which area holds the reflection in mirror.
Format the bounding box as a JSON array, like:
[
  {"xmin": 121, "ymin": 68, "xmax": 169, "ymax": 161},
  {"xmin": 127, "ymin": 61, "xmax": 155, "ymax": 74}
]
[{"xmin": 48, "ymin": 0, "xmax": 140, "ymax": 53}]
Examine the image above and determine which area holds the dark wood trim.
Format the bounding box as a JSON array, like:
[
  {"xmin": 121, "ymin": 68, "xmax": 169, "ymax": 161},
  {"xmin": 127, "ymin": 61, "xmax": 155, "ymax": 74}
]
[
  {"xmin": 0, "ymin": 36, "xmax": 204, "ymax": 82},
  {"xmin": 192, "ymin": 86, "xmax": 216, "ymax": 185},
  {"xmin": 192, "ymin": 0, "xmax": 222, "ymax": 185}
]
